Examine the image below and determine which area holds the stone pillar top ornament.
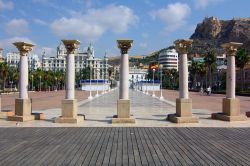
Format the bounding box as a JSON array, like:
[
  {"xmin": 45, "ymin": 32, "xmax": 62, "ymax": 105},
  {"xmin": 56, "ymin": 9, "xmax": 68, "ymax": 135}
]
[
  {"xmin": 13, "ymin": 42, "xmax": 34, "ymax": 56},
  {"xmin": 174, "ymin": 39, "xmax": 193, "ymax": 54},
  {"xmin": 117, "ymin": 39, "xmax": 133, "ymax": 54},
  {"xmin": 62, "ymin": 40, "xmax": 80, "ymax": 54},
  {"xmin": 221, "ymin": 42, "xmax": 243, "ymax": 56}
]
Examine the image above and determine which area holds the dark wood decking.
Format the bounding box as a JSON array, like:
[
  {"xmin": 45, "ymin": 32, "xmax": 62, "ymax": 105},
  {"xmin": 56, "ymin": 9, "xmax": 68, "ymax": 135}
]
[{"xmin": 0, "ymin": 127, "xmax": 250, "ymax": 166}]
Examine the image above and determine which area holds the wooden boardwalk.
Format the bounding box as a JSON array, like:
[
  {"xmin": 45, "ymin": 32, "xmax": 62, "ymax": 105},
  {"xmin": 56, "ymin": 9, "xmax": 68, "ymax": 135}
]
[{"xmin": 0, "ymin": 127, "xmax": 250, "ymax": 166}]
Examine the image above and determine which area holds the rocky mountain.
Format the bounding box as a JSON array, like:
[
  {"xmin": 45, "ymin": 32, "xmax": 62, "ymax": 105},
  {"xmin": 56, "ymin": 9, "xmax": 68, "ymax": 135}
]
[{"xmin": 190, "ymin": 17, "xmax": 250, "ymax": 54}]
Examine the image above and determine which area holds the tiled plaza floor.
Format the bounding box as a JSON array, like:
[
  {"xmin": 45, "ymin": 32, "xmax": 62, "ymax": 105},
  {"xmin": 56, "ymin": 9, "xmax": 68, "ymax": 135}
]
[{"xmin": 0, "ymin": 89, "xmax": 250, "ymax": 127}]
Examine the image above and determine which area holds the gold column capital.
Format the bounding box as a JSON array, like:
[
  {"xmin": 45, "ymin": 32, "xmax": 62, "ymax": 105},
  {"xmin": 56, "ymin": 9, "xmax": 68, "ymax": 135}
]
[
  {"xmin": 13, "ymin": 42, "xmax": 34, "ymax": 56},
  {"xmin": 221, "ymin": 42, "xmax": 243, "ymax": 56},
  {"xmin": 117, "ymin": 39, "xmax": 133, "ymax": 54},
  {"xmin": 62, "ymin": 40, "xmax": 80, "ymax": 54},
  {"xmin": 174, "ymin": 39, "xmax": 193, "ymax": 54}
]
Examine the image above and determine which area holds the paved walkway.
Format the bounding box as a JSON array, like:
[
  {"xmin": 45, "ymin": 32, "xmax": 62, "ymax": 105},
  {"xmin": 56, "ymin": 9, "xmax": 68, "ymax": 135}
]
[
  {"xmin": 0, "ymin": 127, "xmax": 250, "ymax": 165},
  {"xmin": 1, "ymin": 89, "xmax": 250, "ymax": 127}
]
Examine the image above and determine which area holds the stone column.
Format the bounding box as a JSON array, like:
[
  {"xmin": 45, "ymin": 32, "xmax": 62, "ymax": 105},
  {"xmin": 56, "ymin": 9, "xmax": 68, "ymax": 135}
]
[
  {"xmin": 8, "ymin": 42, "xmax": 35, "ymax": 122},
  {"xmin": 168, "ymin": 39, "xmax": 198, "ymax": 123},
  {"xmin": 55, "ymin": 40, "xmax": 84, "ymax": 123},
  {"xmin": 212, "ymin": 42, "xmax": 247, "ymax": 121},
  {"xmin": 112, "ymin": 39, "xmax": 135, "ymax": 123}
]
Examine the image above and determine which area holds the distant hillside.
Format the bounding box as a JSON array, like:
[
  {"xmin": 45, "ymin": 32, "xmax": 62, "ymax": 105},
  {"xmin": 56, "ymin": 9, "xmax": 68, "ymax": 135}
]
[{"xmin": 190, "ymin": 17, "xmax": 250, "ymax": 54}]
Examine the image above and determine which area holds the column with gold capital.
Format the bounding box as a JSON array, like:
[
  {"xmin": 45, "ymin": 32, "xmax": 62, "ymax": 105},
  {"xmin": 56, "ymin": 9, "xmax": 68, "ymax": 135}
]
[
  {"xmin": 212, "ymin": 42, "xmax": 247, "ymax": 121},
  {"xmin": 168, "ymin": 39, "xmax": 198, "ymax": 123},
  {"xmin": 55, "ymin": 40, "xmax": 84, "ymax": 123},
  {"xmin": 112, "ymin": 39, "xmax": 135, "ymax": 123},
  {"xmin": 8, "ymin": 42, "xmax": 35, "ymax": 122}
]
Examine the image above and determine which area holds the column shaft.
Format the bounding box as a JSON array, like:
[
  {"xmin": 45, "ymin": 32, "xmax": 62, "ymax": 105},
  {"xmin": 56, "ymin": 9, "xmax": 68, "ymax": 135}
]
[
  {"xmin": 19, "ymin": 55, "xmax": 28, "ymax": 99},
  {"xmin": 226, "ymin": 55, "xmax": 235, "ymax": 98},
  {"xmin": 66, "ymin": 54, "xmax": 75, "ymax": 99},
  {"xmin": 179, "ymin": 53, "xmax": 189, "ymax": 99},
  {"xmin": 119, "ymin": 53, "xmax": 129, "ymax": 99}
]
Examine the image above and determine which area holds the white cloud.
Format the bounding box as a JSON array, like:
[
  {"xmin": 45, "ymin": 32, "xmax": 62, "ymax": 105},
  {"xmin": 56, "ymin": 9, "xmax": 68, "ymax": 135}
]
[
  {"xmin": 151, "ymin": 2, "xmax": 191, "ymax": 32},
  {"xmin": 50, "ymin": 4, "xmax": 138, "ymax": 41},
  {"xmin": 5, "ymin": 19, "xmax": 29, "ymax": 36},
  {"xmin": 0, "ymin": 37, "xmax": 34, "ymax": 52},
  {"xmin": 0, "ymin": 0, "xmax": 14, "ymax": 10},
  {"xmin": 33, "ymin": 18, "xmax": 47, "ymax": 25},
  {"xmin": 0, "ymin": 37, "xmax": 56, "ymax": 58},
  {"xmin": 194, "ymin": 0, "xmax": 224, "ymax": 9}
]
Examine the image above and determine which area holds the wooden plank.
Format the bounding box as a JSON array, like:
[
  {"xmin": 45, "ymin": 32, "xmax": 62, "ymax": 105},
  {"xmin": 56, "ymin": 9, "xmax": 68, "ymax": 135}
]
[
  {"xmin": 130, "ymin": 127, "xmax": 142, "ymax": 166},
  {"xmin": 141, "ymin": 127, "xmax": 162, "ymax": 166},
  {"xmin": 95, "ymin": 128, "xmax": 112, "ymax": 165},
  {"xmin": 134, "ymin": 127, "xmax": 149, "ymax": 166},
  {"xmin": 81, "ymin": 127, "xmax": 105, "ymax": 165},
  {"xmin": 109, "ymin": 127, "xmax": 119, "ymax": 166},
  {"xmin": 88, "ymin": 128, "xmax": 109, "ymax": 165},
  {"xmin": 137, "ymin": 127, "xmax": 155, "ymax": 165},
  {"xmin": 73, "ymin": 127, "xmax": 102, "ymax": 165},
  {"xmin": 126, "ymin": 127, "xmax": 136, "ymax": 165},
  {"xmin": 102, "ymin": 127, "xmax": 116, "ymax": 165},
  {"xmin": 115, "ymin": 127, "xmax": 123, "ymax": 166},
  {"xmin": 121, "ymin": 127, "xmax": 129, "ymax": 166}
]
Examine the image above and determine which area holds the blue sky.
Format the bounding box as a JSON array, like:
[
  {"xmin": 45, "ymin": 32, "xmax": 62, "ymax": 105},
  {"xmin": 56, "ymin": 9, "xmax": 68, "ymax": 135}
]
[{"xmin": 0, "ymin": 0, "xmax": 249, "ymax": 58}]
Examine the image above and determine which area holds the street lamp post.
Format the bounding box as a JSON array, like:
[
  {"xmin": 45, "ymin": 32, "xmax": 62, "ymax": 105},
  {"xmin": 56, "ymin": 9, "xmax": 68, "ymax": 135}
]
[
  {"xmin": 88, "ymin": 63, "xmax": 93, "ymax": 99},
  {"xmin": 102, "ymin": 67, "xmax": 105, "ymax": 94},
  {"xmin": 159, "ymin": 64, "xmax": 164, "ymax": 100},
  {"xmin": 152, "ymin": 68, "xmax": 156, "ymax": 97},
  {"xmin": 95, "ymin": 78, "xmax": 99, "ymax": 97}
]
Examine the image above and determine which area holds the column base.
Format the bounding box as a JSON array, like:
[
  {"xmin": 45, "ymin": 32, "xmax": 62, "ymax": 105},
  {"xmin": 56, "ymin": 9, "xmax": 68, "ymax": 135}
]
[
  {"xmin": 211, "ymin": 98, "xmax": 247, "ymax": 121},
  {"xmin": 8, "ymin": 98, "xmax": 34, "ymax": 122},
  {"xmin": 54, "ymin": 99, "xmax": 84, "ymax": 123},
  {"xmin": 167, "ymin": 114, "xmax": 199, "ymax": 123},
  {"xmin": 176, "ymin": 98, "xmax": 192, "ymax": 117},
  {"xmin": 112, "ymin": 117, "xmax": 136, "ymax": 123},
  {"xmin": 117, "ymin": 99, "xmax": 130, "ymax": 118},
  {"xmin": 112, "ymin": 99, "xmax": 135, "ymax": 123},
  {"xmin": 222, "ymin": 98, "xmax": 240, "ymax": 116},
  {"xmin": 8, "ymin": 115, "xmax": 35, "ymax": 122},
  {"xmin": 167, "ymin": 98, "xmax": 198, "ymax": 123},
  {"xmin": 211, "ymin": 113, "xmax": 247, "ymax": 121},
  {"xmin": 54, "ymin": 115, "xmax": 84, "ymax": 123}
]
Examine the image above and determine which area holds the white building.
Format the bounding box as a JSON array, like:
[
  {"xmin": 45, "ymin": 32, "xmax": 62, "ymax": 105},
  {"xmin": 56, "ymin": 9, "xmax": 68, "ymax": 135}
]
[
  {"xmin": 129, "ymin": 67, "xmax": 147, "ymax": 88},
  {"xmin": 158, "ymin": 48, "xmax": 178, "ymax": 71},
  {"xmin": 42, "ymin": 43, "xmax": 108, "ymax": 80},
  {"xmin": 5, "ymin": 52, "xmax": 41, "ymax": 70}
]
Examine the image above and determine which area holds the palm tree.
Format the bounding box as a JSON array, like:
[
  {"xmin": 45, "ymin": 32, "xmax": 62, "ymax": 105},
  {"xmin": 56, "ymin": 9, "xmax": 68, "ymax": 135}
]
[
  {"xmin": 189, "ymin": 61, "xmax": 200, "ymax": 89},
  {"xmin": 236, "ymin": 48, "xmax": 250, "ymax": 91},
  {"xmin": 204, "ymin": 49, "xmax": 217, "ymax": 88},
  {"xmin": 0, "ymin": 62, "xmax": 9, "ymax": 91}
]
